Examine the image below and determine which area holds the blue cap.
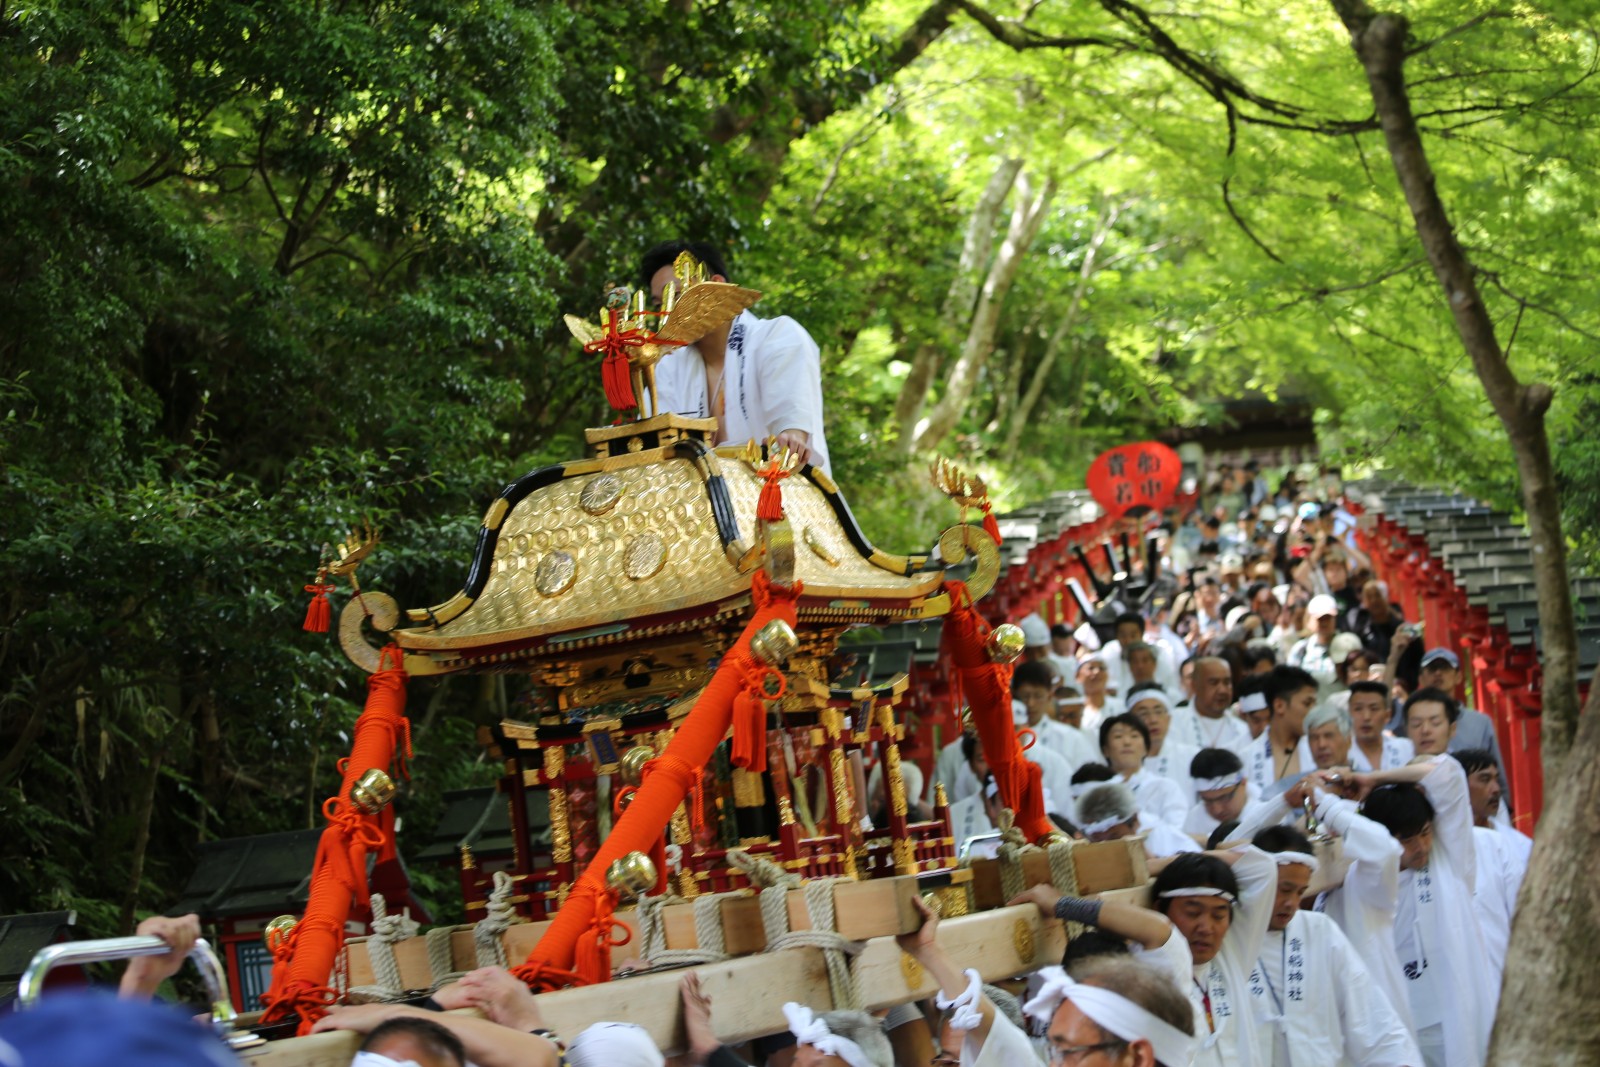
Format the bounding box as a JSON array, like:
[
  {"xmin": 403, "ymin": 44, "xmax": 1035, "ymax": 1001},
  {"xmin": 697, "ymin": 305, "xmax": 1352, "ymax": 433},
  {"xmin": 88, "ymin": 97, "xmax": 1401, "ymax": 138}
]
[
  {"xmin": 1297, "ymin": 502, "xmax": 1321, "ymax": 520},
  {"xmin": 0, "ymin": 991, "xmax": 239, "ymax": 1067},
  {"xmin": 1421, "ymin": 648, "xmax": 1460, "ymax": 670}
]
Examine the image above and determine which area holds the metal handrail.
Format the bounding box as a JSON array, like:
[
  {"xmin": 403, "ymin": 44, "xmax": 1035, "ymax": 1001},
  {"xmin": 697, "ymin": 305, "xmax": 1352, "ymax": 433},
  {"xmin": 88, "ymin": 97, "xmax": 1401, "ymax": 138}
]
[{"xmin": 15, "ymin": 935, "xmax": 262, "ymax": 1049}]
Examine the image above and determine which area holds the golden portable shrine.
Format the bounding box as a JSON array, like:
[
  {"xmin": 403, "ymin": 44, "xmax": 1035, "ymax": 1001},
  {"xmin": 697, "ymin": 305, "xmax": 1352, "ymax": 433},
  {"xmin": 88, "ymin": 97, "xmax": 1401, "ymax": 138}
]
[{"xmin": 27, "ymin": 259, "xmax": 1160, "ymax": 1063}]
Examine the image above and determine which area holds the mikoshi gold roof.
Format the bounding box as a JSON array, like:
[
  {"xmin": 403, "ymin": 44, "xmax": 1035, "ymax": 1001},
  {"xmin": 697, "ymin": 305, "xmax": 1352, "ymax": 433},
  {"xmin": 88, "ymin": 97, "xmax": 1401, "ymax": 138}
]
[{"xmin": 370, "ymin": 415, "xmax": 996, "ymax": 677}]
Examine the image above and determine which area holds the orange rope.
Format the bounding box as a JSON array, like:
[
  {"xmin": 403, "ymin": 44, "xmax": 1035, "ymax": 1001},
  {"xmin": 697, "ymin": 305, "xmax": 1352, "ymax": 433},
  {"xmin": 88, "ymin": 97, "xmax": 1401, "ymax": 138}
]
[
  {"xmin": 260, "ymin": 655, "xmax": 410, "ymax": 1033},
  {"xmin": 942, "ymin": 581, "xmax": 1052, "ymax": 842},
  {"xmin": 515, "ymin": 571, "xmax": 803, "ymax": 986}
]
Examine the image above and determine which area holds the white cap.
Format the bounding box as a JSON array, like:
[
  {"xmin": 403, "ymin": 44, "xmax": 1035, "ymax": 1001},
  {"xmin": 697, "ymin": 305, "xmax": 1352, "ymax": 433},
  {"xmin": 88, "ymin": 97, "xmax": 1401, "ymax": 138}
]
[
  {"xmin": 1329, "ymin": 632, "xmax": 1364, "ymax": 665},
  {"xmin": 1307, "ymin": 594, "xmax": 1339, "ymax": 618},
  {"xmin": 1019, "ymin": 613, "xmax": 1051, "ymax": 647}
]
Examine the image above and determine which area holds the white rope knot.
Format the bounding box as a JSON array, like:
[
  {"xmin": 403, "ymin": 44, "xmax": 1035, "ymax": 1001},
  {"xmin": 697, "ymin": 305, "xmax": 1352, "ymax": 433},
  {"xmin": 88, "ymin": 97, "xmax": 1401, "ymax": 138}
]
[
  {"xmin": 935, "ymin": 968, "xmax": 985, "ymax": 1032},
  {"xmin": 348, "ymin": 893, "xmax": 418, "ymax": 1002},
  {"xmin": 474, "ymin": 870, "xmax": 517, "ymax": 968},
  {"xmin": 995, "ymin": 808, "xmax": 1038, "ymax": 902},
  {"xmin": 764, "ymin": 876, "xmax": 865, "ymax": 1011}
]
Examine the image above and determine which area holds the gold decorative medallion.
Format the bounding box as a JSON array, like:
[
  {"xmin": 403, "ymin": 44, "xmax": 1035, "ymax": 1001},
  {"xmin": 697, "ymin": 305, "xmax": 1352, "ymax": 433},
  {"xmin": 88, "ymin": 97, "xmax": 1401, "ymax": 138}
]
[
  {"xmin": 900, "ymin": 951, "xmax": 925, "ymax": 991},
  {"xmin": 804, "ymin": 525, "xmax": 840, "ymax": 566},
  {"xmin": 1013, "ymin": 918, "xmax": 1036, "ymax": 966},
  {"xmin": 579, "ymin": 474, "xmax": 624, "ymax": 516},
  {"xmin": 535, "ymin": 551, "xmax": 577, "ymax": 597},
  {"xmin": 623, "ymin": 533, "xmax": 667, "ymax": 580}
]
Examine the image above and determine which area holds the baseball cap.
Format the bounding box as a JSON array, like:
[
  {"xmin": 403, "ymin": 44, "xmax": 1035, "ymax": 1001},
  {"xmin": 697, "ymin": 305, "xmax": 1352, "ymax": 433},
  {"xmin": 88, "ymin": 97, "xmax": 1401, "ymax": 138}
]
[
  {"xmin": 1297, "ymin": 501, "xmax": 1321, "ymax": 521},
  {"xmin": 1421, "ymin": 648, "xmax": 1460, "ymax": 670},
  {"xmin": 1018, "ymin": 613, "xmax": 1051, "ymax": 647},
  {"xmin": 1307, "ymin": 594, "xmax": 1339, "ymax": 618}
]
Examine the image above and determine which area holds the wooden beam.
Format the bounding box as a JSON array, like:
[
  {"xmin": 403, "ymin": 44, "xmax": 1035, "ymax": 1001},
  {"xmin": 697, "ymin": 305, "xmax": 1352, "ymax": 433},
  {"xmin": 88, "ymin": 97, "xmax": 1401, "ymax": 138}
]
[{"xmin": 243, "ymin": 903, "xmax": 1070, "ymax": 1067}]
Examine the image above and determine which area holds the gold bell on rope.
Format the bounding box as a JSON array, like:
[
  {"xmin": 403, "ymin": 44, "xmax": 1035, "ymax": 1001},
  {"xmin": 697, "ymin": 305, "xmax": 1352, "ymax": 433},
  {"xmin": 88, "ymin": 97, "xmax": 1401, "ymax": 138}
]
[
  {"xmin": 749, "ymin": 618, "xmax": 799, "ymax": 667},
  {"xmin": 618, "ymin": 745, "xmax": 654, "ymax": 787},
  {"xmin": 263, "ymin": 914, "xmax": 298, "ymax": 952},
  {"xmin": 986, "ymin": 623, "xmax": 1027, "ymax": 664},
  {"xmin": 606, "ymin": 851, "xmax": 658, "ymax": 900},
  {"xmin": 350, "ymin": 768, "xmax": 397, "ymax": 815}
]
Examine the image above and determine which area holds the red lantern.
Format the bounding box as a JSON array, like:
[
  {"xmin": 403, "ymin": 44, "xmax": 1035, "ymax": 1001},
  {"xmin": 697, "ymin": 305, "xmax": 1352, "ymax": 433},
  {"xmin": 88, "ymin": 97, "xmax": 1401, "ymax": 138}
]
[{"xmin": 1086, "ymin": 441, "xmax": 1182, "ymax": 516}]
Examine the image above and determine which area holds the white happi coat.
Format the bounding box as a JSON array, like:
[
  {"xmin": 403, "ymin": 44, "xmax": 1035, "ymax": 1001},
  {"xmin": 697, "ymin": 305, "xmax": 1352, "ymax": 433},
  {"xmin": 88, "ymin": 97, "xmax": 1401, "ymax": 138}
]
[
  {"xmin": 948, "ymin": 794, "xmax": 995, "ymax": 851},
  {"xmin": 961, "ymin": 1006, "xmax": 1044, "ymax": 1067},
  {"xmin": 931, "ymin": 737, "xmax": 980, "ymax": 806},
  {"xmin": 1350, "ymin": 734, "xmax": 1415, "ymax": 772},
  {"xmin": 654, "ymin": 310, "xmax": 832, "ymax": 473},
  {"xmin": 1308, "ymin": 792, "xmax": 1418, "ymax": 1041},
  {"xmin": 1393, "ymin": 757, "xmax": 1497, "ymax": 1067},
  {"xmin": 1118, "ymin": 768, "xmax": 1189, "ymax": 829},
  {"xmin": 1146, "ymin": 739, "xmax": 1201, "ymax": 803},
  {"xmin": 1140, "ymin": 818, "xmax": 1201, "ymax": 859},
  {"xmin": 1169, "ymin": 706, "xmax": 1254, "ymax": 756},
  {"xmin": 1032, "ymin": 716, "xmax": 1100, "ymax": 775},
  {"xmin": 1247, "ymin": 910, "xmax": 1421, "ymax": 1067},
  {"xmin": 1243, "ymin": 730, "xmax": 1306, "ymax": 797},
  {"xmin": 1189, "ymin": 848, "xmax": 1278, "ymax": 1067},
  {"xmin": 1472, "ymin": 822, "xmax": 1532, "ymax": 978}
]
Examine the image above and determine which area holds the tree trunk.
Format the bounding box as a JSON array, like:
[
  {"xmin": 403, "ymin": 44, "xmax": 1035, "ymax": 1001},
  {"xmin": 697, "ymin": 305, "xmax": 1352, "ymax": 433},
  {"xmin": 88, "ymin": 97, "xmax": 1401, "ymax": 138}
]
[
  {"xmin": 1490, "ymin": 665, "xmax": 1600, "ymax": 1063},
  {"xmin": 1002, "ymin": 198, "xmax": 1120, "ymax": 458},
  {"xmin": 894, "ymin": 157, "xmax": 1023, "ymax": 448},
  {"xmin": 1326, "ymin": 2, "xmax": 1587, "ymax": 1057},
  {"xmin": 1327, "ymin": 1, "xmax": 1579, "ymax": 760},
  {"xmin": 119, "ymin": 745, "xmax": 167, "ymax": 933},
  {"xmin": 912, "ymin": 169, "xmax": 1058, "ymax": 453}
]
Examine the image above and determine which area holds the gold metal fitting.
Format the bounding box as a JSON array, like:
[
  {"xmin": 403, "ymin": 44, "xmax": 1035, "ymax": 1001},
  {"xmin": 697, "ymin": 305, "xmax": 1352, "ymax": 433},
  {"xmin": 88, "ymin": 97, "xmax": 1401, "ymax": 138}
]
[
  {"xmin": 986, "ymin": 623, "xmax": 1027, "ymax": 664},
  {"xmin": 350, "ymin": 768, "xmax": 397, "ymax": 815},
  {"xmin": 618, "ymin": 745, "xmax": 654, "ymax": 787},
  {"xmin": 749, "ymin": 618, "xmax": 799, "ymax": 667},
  {"xmin": 605, "ymin": 851, "xmax": 658, "ymax": 900},
  {"xmin": 1037, "ymin": 830, "xmax": 1073, "ymax": 849},
  {"xmin": 263, "ymin": 915, "xmax": 298, "ymax": 952}
]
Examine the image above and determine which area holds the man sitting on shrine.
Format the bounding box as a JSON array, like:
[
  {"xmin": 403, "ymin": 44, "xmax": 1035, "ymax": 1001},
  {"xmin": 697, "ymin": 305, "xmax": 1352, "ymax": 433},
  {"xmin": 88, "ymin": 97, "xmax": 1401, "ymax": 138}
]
[{"xmin": 642, "ymin": 240, "xmax": 830, "ymax": 472}]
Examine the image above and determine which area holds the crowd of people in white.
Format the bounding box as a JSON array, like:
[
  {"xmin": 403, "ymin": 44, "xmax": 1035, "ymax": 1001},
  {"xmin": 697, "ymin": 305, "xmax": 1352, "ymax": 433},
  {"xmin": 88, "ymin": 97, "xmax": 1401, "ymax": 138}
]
[{"xmin": 3, "ymin": 470, "xmax": 1529, "ymax": 1067}]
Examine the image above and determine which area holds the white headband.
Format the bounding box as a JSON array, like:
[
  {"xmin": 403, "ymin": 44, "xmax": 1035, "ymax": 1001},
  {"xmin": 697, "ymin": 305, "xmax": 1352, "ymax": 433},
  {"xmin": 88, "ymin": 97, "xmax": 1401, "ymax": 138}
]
[
  {"xmin": 1128, "ymin": 690, "xmax": 1173, "ymax": 715},
  {"xmin": 1023, "ymin": 966, "xmax": 1195, "ymax": 1067},
  {"xmin": 1070, "ymin": 779, "xmax": 1111, "ymax": 800},
  {"xmin": 1238, "ymin": 693, "xmax": 1268, "ymax": 713},
  {"xmin": 1194, "ymin": 772, "xmax": 1244, "ymax": 792},
  {"xmin": 1158, "ymin": 886, "xmax": 1238, "ymax": 905},
  {"xmin": 784, "ymin": 1003, "xmax": 874, "ymax": 1067},
  {"xmin": 352, "ymin": 1055, "xmax": 420, "ymax": 1067},
  {"xmin": 1079, "ymin": 812, "xmax": 1136, "ymax": 836},
  {"xmin": 935, "ymin": 968, "xmax": 984, "ymax": 1032},
  {"xmin": 1271, "ymin": 850, "xmax": 1320, "ymax": 873}
]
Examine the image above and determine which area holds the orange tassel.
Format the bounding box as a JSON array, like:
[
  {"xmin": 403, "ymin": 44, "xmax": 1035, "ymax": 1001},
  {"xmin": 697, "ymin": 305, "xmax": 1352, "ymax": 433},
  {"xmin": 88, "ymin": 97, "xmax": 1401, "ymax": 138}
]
[
  {"xmin": 730, "ymin": 688, "xmax": 769, "ymax": 774},
  {"xmin": 757, "ymin": 471, "xmax": 787, "ymax": 521},
  {"xmin": 980, "ymin": 501, "xmax": 1002, "ymax": 546},
  {"xmin": 302, "ymin": 582, "xmax": 334, "ymax": 632}
]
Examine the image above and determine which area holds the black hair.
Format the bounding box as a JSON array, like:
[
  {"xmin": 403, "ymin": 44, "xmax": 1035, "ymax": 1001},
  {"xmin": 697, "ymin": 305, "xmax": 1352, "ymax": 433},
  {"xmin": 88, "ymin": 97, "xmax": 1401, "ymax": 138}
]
[
  {"xmin": 961, "ymin": 732, "xmax": 982, "ymax": 764},
  {"xmin": 1244, "ymin": 581, "xmax": 1271, "ymax": 602},
  {"xmin": 1347, "ymin": 680, "xmax": 1389, "ymax": 701},
  {"xmin": 361, "ymin": 1018, "xmax": 466, "ymax": 1067},
  {"xmin": 1099, "ymin": 712, "xmax": 1152, "ymax": 755},
  {"xmin": 1197, "ymin": 573, "xmax": 1220, "ymax": 587},
  {"xmin": 1126, "ymin": 681, "xmax": 1168, "ymax": 702},
  {"xmin": 1063, "ymin": 929, "xmax": 1132, "ymax": 970},
  {"xmin": 1051, "ymin": 622, "xmax": 1074, "ymax": 640},
  {"xmin": 1454, "ymin": 748, "xmax": 1496, "ymax": 777},
  {"xmin": 638, "ymin": 240, "xmax": 730, "ymax": 291},
  {"xmin": 1252, "ymin": 825, "xmax": 1315, "ymax": 856},
  {"xmin": 1012, "ymin": 659, "xmax": 1057, "ymax": 693},
  {"xmin": 1114, "ymin": 611, "xmax": 1145, "ymax": 632},
  {"xmin": 1360, "ymin": 783, "xmax": 1435, "ymax": 840},
  {"xmin": 1235, "ymin": 673, "xmax": 1267, "ymax": 707},
  {"xmin": 1190, "ymin": 747, "xmax": 1244, "ymax": 780},
  {"xmin": 1404, "ymin": 686, "xmax": 1460, "ymax": 724},
  {"xmin": 1243, "ymin": 641, "xmax": 1277, "ymax": 669},
  {"xmin": 1206, "ymin": 820, "xmax": 1240, "ymax": 850},
  {"xmin": 1152, "ymin": 853, "xmax": 1240, "ymax": 914},
  {"xmin": 1071, "ymin": 762, "xmax": 1116, "ymax": 786},
  {"xmin": 1264, "ymin": 664, "xmax": 1317, "ymax": 710}
]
